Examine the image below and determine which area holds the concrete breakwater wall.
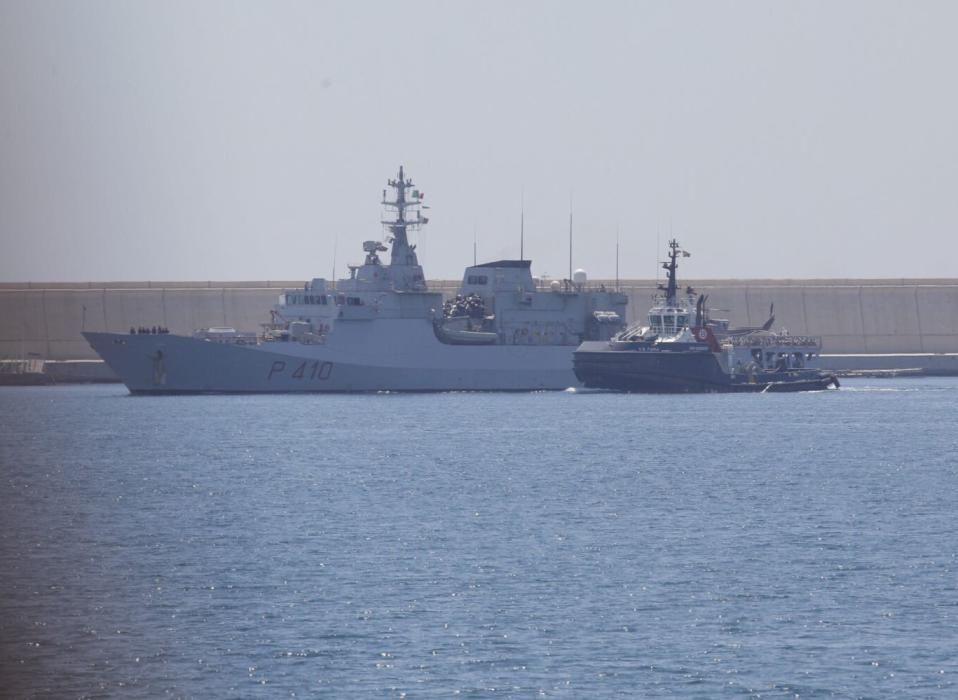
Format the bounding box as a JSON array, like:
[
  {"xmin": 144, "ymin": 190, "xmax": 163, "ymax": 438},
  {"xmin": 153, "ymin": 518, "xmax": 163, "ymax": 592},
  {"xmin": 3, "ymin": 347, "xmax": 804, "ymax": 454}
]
[{"xmin": 1, "ymin": 279, "xmax": 957, "ymax": 361}]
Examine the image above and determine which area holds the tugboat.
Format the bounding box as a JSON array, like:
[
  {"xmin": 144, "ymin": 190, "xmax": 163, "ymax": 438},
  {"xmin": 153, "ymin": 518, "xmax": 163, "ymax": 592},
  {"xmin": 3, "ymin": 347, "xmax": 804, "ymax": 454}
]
[{"xmin": 573, "ymin": 239, "xmax": 840, "ymax": 393}]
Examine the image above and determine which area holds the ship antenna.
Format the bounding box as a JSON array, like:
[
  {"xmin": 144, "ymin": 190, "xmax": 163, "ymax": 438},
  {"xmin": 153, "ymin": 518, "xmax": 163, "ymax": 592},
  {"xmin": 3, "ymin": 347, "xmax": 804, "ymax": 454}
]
[
  {"xmin": 473, "ymin": 223, "xmax": 478, "ymax": 266},
  {"xmin": 655, "ymin": 227, "xmax": 660, "ymax": 286},
  {"xmin": 332, "ymin": 236, "xmax": 338, "ymax": 288},
  {"xmin": 615, "ymin": 225, "xmax": 620, "ymax": 292},
  {"xmin": 520, "ymin": 188, "xmax": 525, "ymax": 262},
  {"xmin": 568, "ymin": 195, "xmax": 573, "ymax": 284},
  {"xmin": 663, "ymin": 238, "xmax": 680, "ymax": 306}
]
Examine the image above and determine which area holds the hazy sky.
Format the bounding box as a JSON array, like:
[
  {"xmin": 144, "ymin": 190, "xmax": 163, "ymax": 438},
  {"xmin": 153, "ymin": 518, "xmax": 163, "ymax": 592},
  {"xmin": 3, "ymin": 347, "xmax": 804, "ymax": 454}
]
[{"xmin": 2, "ymin": 0, "xmax": 956, "ymax": 282}]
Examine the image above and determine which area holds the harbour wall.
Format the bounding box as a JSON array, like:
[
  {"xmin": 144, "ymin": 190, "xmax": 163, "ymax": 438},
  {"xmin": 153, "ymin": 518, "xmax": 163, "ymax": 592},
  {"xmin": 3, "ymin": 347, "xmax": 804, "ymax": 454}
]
[{"xmin": 1, "ymin": 279, "xmax": 957, "ymax": 361}]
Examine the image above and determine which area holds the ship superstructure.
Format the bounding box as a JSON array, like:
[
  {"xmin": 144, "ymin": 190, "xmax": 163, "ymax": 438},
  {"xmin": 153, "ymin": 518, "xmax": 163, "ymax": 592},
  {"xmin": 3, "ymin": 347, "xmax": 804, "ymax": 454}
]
[{"xmin": 84, "ymin": 167, "xmax": 628, "ymax": 393}]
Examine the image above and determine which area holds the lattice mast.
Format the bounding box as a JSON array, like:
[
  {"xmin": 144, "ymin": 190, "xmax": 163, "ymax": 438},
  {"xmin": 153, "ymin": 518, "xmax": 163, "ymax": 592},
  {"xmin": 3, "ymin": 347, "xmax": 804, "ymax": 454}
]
[
  {"xmin": 382, "ymin": 166, "xmax": 428, "ymax": 268},
  {"xmin": 661, "ymin": 238, "xmax": 689, "ymax": 307}
]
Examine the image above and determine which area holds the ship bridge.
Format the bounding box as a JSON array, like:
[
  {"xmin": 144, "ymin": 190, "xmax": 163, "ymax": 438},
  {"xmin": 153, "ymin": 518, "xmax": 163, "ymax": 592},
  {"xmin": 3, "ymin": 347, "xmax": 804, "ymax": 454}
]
[{"xmin": 459, "ymin": 260, "xmax": 536, "ymax": 296}]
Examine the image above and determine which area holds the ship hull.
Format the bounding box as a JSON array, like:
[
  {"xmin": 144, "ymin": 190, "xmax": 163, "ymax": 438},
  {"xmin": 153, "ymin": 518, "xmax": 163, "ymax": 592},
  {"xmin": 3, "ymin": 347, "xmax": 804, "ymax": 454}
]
[
  {"xmin": 574, "ymin": 342, "xmax": 732, "ymax": 393},
  {"xmin": 573, "ymin": 342, "xmax": 839, "ymax": 393},
  {"xmin": 83, "ymin": 323, "xmax": 584, "ymax": 393}
]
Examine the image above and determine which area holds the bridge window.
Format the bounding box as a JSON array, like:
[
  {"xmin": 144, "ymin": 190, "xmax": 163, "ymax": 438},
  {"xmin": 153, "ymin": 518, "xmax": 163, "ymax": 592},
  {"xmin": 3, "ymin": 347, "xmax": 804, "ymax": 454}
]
[{"xmin": 467, "ymin": 275, "xmax": 488, "ymax": 285}]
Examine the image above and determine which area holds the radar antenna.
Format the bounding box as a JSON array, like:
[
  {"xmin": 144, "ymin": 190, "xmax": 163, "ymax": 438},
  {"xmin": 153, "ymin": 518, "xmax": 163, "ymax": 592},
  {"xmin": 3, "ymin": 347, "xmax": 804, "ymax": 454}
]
[
  {"xmin": 661, "ymin": 239, "xmax": 690, "ymax": 307},
  {"xmin": 381, "ymin": 165, "xmax": 428, "ymax": 268}
]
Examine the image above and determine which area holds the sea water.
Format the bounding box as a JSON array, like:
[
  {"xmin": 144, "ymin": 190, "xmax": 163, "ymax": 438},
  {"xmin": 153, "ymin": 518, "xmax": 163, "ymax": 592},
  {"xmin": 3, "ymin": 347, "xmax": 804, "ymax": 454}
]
[{"xmin": 1, "ymin": 379, "xmax": 956, "ymax": 697}]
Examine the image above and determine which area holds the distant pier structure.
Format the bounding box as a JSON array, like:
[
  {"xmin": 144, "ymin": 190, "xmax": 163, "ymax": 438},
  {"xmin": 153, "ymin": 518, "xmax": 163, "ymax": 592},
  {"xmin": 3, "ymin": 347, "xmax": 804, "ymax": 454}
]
[{"xmin": 1, "ymin": 279, "xmax": 957, "ymax": 374}]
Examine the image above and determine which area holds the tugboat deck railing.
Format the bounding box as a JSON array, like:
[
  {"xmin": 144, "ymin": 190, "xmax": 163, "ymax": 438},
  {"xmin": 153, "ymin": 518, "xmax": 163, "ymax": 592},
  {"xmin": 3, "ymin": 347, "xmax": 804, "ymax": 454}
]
[{"xmin": 725, "ymin": 334, "xmax": 822, "ymax": 348}]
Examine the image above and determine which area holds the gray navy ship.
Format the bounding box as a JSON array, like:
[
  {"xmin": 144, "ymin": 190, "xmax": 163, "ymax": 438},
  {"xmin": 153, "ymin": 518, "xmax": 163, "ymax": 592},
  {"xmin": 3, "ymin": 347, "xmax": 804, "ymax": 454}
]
[{"xmin": 84, "ymin": 167, "xmax": 628, "ymax": 393}]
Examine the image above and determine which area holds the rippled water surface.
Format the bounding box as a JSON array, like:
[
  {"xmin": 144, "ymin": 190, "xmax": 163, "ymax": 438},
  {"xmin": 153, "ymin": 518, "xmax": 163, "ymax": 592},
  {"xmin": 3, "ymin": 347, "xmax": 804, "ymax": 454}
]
[{"xmin": 1, "ymin": 379, "xmax": 956, "ymax": 697}]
